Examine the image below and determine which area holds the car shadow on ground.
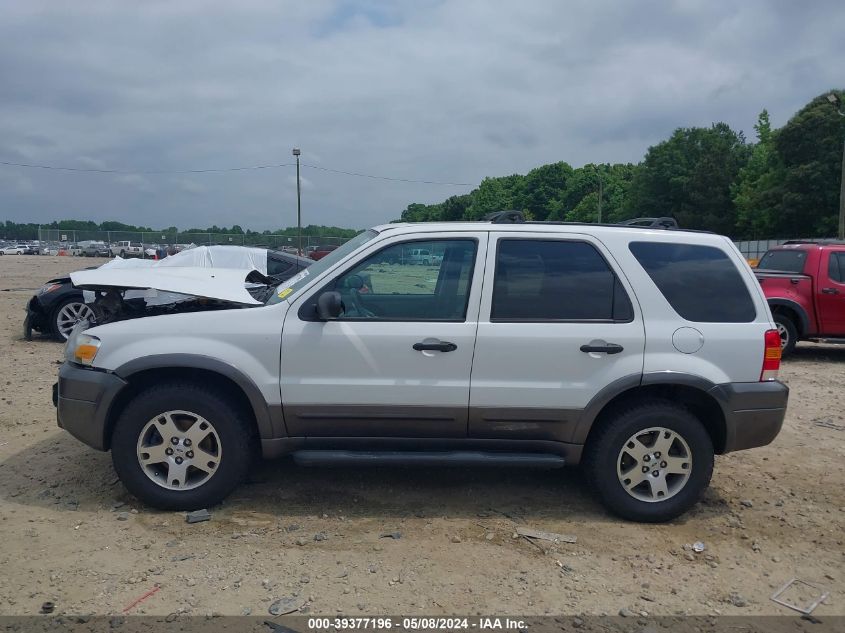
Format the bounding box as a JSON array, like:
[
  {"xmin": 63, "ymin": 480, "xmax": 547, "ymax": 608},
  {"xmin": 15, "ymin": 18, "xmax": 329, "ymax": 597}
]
[
  {"xmin": 788, "ymin": 343, "xmax": 845, "ymax": 363},
  {"xmin": 0, "ymin": 434, "xmax": 731, "ymax": 526}
]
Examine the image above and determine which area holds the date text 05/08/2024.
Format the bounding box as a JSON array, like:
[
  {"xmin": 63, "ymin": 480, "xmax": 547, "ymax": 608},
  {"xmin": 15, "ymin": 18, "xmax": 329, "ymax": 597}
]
[{"xmin": 305, "ymin": 618, "xmax": 528, "ymax": 631}]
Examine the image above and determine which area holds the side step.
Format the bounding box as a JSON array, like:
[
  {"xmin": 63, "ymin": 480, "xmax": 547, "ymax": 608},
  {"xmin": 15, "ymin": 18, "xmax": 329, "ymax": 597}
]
[{"xmin": 291, "ymin": 450, "xmax": 565, "ymax": 469}]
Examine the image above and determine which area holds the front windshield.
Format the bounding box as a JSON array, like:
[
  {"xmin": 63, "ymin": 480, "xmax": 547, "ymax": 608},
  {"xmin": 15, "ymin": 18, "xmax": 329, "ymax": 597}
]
[{"xmin": 265, "ymin": 229, "xmax": 378, "ymax": 305}]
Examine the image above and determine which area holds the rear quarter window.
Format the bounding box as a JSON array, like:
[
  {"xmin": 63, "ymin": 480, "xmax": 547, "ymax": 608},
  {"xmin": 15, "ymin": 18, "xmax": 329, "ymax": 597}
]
[{"xmin": 629, "ymin": 242, "xmax": 756, "ymax": 323}]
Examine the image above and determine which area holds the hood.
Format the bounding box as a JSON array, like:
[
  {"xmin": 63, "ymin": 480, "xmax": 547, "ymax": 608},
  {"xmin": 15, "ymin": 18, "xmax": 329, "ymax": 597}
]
[{"xmin": 69, "ymin": 266, "xmax": 263, "ymax": 305}]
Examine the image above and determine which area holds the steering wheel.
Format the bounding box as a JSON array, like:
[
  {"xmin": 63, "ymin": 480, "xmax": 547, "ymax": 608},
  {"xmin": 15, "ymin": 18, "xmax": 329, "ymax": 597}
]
[{"xmin": 348, "ymin": 288, "xmax": 377, "ymax": 318}]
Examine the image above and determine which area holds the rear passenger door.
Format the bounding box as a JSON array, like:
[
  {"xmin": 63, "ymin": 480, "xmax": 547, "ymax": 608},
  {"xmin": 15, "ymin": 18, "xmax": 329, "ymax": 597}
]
[{"xmin": 469, "ymin": 232, "xmax": 645, "ymax": 442}]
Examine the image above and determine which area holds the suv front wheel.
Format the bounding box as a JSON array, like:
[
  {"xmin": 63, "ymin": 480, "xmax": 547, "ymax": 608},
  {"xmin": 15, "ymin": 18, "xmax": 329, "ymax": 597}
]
[
  {"xmin": 111, "ymin": 383, "xmax": 256, "ymax": 510},
  {"xmin": 584, "ymin": 401, "xmax": 714, "ymax": 522}
]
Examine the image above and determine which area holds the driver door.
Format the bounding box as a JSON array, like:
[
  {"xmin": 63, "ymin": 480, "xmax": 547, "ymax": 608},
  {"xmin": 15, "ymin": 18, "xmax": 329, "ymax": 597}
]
[{"xmin": 281, "ymin": 233, "xmax": 487, "ymax": 438}]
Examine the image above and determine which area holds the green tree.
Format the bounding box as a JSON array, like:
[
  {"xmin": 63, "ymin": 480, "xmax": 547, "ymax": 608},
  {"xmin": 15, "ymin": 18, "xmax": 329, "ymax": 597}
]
[
  {"xmin": 625, "ymin": 123, "xmax": 749, "ymax": 235},
  {"xmin": 770, "ymin": 91, "xmax": 845, "ymax": 236},
  {"xmin": 732, "ymin": 110, "xmax": 786, "ymax": 238}
]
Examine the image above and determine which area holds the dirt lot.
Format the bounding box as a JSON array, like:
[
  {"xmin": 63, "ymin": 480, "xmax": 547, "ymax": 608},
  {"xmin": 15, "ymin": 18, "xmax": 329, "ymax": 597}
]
[{"xmin": 0, "ymin": 255, "xmax": 842, "ymax": 618}]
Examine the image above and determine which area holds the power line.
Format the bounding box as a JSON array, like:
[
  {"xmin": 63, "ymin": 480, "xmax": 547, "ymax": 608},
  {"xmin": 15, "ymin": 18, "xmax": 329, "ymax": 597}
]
[
  {"xmin": 0, "ymin": 158, "xmax": 474, "ymax": 186},
  {"xmin": 301, "ymin": 163, "xmax": 473, "ymax": 186},
  {"xmin": 0, "ymin": 160, "xmax": 294, "ymax": 174}
]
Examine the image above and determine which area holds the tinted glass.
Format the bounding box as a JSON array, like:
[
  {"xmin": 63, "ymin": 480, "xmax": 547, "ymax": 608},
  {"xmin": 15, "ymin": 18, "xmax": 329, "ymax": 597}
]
[
  {"xmin": 757, "ymin": 249, "xmax": 807, "ymax": 273},
  {"xmin": 266, "ymin": 255, "xmax": 293, "ymax": 277},
  {"xmin": 630, "ymin": 242, "xmax": 756, "ymax": 322},
  {"xmin": 829, "ymin": 252, "xmax": 845, "ymax": 282},
  {"xmin": 331, "ymin": 239, "xmax": 477, "ymax": 320},
  {"xmin": 492, "ymin": 240, "xmax": 633, "ymax": 321},
  {"xmin": 266, "ymin": 230, "xmax": 377, "ymax": 305}
]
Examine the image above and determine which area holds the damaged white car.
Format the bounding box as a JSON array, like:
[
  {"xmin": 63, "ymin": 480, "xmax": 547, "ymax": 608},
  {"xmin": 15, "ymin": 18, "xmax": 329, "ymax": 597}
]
[{"xmin": 25, "ymin": 246, "xmax": 311, "ymax": 339}]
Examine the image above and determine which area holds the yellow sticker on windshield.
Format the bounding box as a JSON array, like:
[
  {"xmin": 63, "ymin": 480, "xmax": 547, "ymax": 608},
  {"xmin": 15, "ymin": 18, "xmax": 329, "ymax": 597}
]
[{"xmin": 277, "ymin": 287, "xmax": 293, "ymax": 299}]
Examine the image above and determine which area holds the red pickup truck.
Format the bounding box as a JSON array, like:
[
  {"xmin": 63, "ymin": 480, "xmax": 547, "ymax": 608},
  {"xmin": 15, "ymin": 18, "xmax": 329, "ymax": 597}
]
[{"xmin": 755, "ymin": 241, "xmax": 845, "ymax": 354}]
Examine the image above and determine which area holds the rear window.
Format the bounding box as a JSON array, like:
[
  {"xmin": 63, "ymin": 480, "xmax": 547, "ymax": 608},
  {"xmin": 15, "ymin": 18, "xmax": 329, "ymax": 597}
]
[
  {"xmin": 757, "ymin": 249, "xmax": 807, "ymax": 273},
  {"xmin": 629, "ymin": 242, "xmax": 756, "ymax": 323}
]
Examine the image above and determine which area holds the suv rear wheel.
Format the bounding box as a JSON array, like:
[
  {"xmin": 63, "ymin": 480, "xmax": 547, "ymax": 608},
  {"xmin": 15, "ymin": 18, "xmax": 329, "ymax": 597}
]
[
  {"xmin": 584, "ymin": 400, "xmax": 714, "ymax": 522},
  {"xmin": 111, "ymin": 383, "xmax": 256, "ymax": 510}
]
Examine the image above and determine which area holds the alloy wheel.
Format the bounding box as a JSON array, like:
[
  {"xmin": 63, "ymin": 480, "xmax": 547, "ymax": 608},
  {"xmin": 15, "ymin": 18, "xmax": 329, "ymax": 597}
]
[
  {"xmin": 616, "ymin": 427, "xmax": 693, "ymax": 503},
  {"xmin": 136, "ymin": 410, "xmax": 222, "ymax": 491},
  {"xmin": 776, "ymin": 322, "xmax": 789, "ymax": 349},
  {"xmin": 56, "ymin": 302, "xmax": 95, "ymax": 339}
]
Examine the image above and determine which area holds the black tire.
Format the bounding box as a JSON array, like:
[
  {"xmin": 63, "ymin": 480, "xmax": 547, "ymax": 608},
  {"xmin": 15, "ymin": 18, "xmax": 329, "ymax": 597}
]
[
  {"xmin": 773, "ymin": 314, "xmax": 797, "ymax": 357},
  {"xmin": 111, "ymin": 383, "xmax": 257, "ymax": 510},
  {"xmin": 119, "ymin": 250, "xmax": 126, "ymax": 257},
  {"xmin": 50, "ymin": 296, "xmax": 91, "ymax": 341},
  {"xmin": 583, "ymin": 400, "xmax": 714, "ymax": 523}
]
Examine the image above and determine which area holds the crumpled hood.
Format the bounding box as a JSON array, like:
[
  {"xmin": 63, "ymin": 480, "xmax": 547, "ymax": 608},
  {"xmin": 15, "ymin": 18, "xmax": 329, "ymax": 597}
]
[{"xmin": 69, "ymin": 266, "xmax": 263, "ymax": 305}]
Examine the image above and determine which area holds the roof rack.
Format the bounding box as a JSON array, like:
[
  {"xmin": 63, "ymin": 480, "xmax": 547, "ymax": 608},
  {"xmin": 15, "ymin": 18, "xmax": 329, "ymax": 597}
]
[
  {"xmin": 483, "ymin": 210, "xmax": 682, "ymax": 230},
  {"xmin": 483, "ymin": 210, "xmax": 525, "ymax": 224}
]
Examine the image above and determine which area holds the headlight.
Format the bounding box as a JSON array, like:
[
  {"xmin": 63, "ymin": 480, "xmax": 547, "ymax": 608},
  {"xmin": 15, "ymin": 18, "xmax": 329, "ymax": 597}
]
[
  {"xmin": 37, "ymin": 283, "xmax": 62, "ymax": 296},
  {"xmin": 65, "ymin": 332, "xmax": 101, "ymax": 366}
]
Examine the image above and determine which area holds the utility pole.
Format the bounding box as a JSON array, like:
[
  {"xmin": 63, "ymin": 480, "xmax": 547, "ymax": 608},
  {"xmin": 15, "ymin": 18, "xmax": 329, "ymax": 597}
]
[
  {"xmin": 827, "ymin": 93, "xmax": 845, "ymax": 240},
  {"xmin": 839, "ymin": 138, "xmax": 845, "ymax": 240},
  {"xmin": 597, "ymin": 174, "xmax": 603, "ymax": 224},
  {"xmin": 292, "ymin": 147, "xmax": 302, "ymax": 255}
]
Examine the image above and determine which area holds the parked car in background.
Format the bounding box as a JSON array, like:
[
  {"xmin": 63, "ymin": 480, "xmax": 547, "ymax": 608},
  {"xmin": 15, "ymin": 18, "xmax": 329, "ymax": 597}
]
[
  {"xmin": 755, "ymin": 240, "xmax": 845, "ymax": 354},
  {"xmin": 309, "ymin": 244, "xmax": 339, "ymax": 260},
  {"xmin": 81, "ymin": 242, "xmax": 110, "ymax": 257},
  {"xmin": 109, "ymin": 241, "xmax": 144, "ymax": 258},
  {"xmin": 2, "ymin": 244, "xmax": 27, "ymax": 255},
  {"xmin": 405, "ymin": 247, "xmax": 443, "ymax": 266},
  {"xmin": 54, "ymin": 216, "xmax": 787, "ymax": 521},
  {"xmin": 66, "ymin": 243, "xmax": 83, "ymax": 256},
  {"xmin": 25, "ymin": 246, "xmax": 311, "ymax": 341}
]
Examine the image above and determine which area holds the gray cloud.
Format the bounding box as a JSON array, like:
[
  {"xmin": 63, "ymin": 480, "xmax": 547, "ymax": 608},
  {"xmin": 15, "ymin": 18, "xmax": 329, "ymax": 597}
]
[{"xmin": 0, "ymin": 0, "xmax": 843, "ymax": 230}]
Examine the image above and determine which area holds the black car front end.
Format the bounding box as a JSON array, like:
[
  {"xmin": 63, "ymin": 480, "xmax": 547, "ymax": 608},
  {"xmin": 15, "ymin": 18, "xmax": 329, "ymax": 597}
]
[{"xmin": 24, "ymin": 278, "xmax": 85, "ymax": 340}]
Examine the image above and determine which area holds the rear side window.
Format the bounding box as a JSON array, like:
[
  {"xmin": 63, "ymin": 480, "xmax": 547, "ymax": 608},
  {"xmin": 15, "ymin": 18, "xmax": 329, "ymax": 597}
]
[
  {"xmin": 757, "ymin": 249, "xmax": 807, "ymax": 273},
  {"xmin": 629, "ymin": 242, "xmax": 756, "ymax": 323},
  {"xmin": 492, "ymin": 239, "xmax": 633, "ymax": 322}
]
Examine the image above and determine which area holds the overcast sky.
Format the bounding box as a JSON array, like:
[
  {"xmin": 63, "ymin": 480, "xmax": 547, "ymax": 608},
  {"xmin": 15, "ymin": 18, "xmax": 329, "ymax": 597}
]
[{"xmin": 1, "ymin": 0, "xmax": 843, "ymax": 231}]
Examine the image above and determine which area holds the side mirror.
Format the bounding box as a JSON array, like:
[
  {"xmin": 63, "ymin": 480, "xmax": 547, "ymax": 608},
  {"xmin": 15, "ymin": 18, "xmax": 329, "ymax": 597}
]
[{"xmin": 316, "ymin": 291, "xmax": 343, "ymax": 320}]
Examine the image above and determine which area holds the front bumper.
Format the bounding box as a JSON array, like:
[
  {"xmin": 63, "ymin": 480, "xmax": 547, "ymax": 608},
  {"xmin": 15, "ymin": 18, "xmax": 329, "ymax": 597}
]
[
  {"xmin": 25, "ymin": 296, "xmax": 48, "ymax": 332},
  {"xmin": 709, "ymin": 381, "xmax": 789, "ymax": 453},
  {"xmin": 54, "ymin": 362, "xmax": 127, "ymax": 451}
]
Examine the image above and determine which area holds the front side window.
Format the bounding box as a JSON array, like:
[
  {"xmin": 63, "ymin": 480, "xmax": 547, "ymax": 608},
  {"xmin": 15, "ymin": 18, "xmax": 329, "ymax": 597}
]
[
  {"xmin": 630, "ymin": 242, "xmax": 756, "ymax": 323},
  {"xmin": 491, "ymin": 239, "xmax": 633, "ymax": 322},
  {"xmin": 829, "ymin": 252, "xmax": 845, "ymax": 283},
  {"xmin": 322, "ymin": 239, "xmax": 477, "ymax": 321}
]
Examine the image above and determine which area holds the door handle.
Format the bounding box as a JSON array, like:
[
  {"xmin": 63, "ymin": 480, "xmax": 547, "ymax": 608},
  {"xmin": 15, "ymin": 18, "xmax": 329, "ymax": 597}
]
[
  {"xmin": 821, "ymin": 287, "xmax": 840, "ymax": 295},
  {"xmin": 413, "ymin": 340, "xmax": 457, "ymax": 352},
  {"xmin": 580, "ymin": 342, "xmax": 624, "ymax": 355}
]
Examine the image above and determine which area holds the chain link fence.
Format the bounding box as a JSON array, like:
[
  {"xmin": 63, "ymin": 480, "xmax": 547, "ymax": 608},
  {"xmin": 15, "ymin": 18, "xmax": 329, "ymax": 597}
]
[{"xmin": 37, "ymin": 229, "xmax": 351, "ymax": 254}]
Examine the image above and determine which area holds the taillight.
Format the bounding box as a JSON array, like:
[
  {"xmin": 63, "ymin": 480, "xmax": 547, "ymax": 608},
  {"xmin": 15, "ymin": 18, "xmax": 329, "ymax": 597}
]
[{"xmin": 761, "ymin": 329, "xmax": 782, "ymax": 381}]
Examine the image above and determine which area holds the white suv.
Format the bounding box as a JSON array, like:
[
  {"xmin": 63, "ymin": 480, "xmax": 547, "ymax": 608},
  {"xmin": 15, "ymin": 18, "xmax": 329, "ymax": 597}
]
[{"xmin": 55, "ymin": 218, "xmax": 788, "ymax": 522}]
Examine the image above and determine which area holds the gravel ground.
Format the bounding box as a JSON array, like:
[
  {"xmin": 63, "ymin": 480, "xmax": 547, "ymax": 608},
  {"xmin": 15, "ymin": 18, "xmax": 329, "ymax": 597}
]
[{"xmin": 0, "ymin": 255, "xmax": 842, "ymax": 618}]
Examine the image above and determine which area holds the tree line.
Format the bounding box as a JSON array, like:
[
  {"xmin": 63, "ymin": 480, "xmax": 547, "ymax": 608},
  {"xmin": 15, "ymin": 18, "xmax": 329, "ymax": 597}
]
[
  {"xmin": 1, "ymin": 219, "xmax": 359, "ymax": 241},
  {"xmin": 398, "ymin": 90, "xmax": 845, "ymax": 239}
]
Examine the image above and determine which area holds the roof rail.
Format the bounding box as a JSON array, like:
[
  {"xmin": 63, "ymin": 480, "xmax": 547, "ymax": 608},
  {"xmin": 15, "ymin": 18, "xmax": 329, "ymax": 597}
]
[{"xmin": 782, "ymin": 239, "xmax": 845, "ymax": 246}]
